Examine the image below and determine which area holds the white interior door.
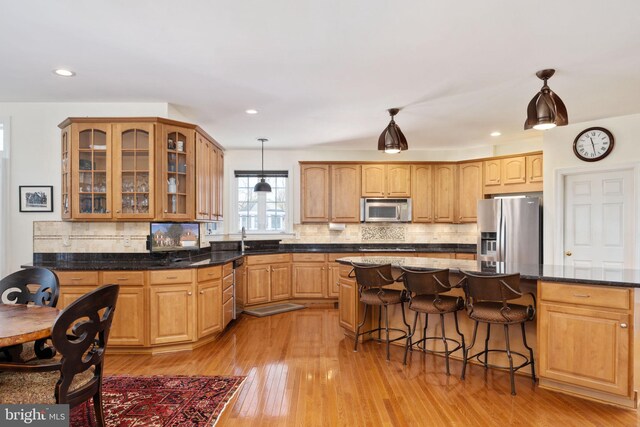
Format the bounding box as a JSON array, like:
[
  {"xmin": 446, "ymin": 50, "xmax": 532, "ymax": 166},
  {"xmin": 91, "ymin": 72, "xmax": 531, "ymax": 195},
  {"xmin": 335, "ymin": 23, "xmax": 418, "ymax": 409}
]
[{"xmin": 564, "ymin": 169, "xmax": 634, "ymax": 280}]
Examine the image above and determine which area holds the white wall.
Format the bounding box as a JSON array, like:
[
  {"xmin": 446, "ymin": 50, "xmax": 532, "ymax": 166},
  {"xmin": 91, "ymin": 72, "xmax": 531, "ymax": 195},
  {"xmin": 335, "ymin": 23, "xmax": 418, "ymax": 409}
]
[
  {"xmin": 0, "ymin": 102, "xmax": 170, "ymax": 272},
  {"xmin": 542, "ymin": 112, "xmax": 640, "ymax": 264}
]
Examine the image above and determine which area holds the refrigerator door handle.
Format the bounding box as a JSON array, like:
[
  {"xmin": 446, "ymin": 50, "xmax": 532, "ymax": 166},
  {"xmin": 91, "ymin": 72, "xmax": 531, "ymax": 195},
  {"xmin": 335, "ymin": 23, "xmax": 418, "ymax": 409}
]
[
  {"xmin": 496, "ymin": 205, "xmax": 503, "ymax": 262},
  {"xmin": 501, "ymin": 217, "xmax": 507, "ymax": 264}
]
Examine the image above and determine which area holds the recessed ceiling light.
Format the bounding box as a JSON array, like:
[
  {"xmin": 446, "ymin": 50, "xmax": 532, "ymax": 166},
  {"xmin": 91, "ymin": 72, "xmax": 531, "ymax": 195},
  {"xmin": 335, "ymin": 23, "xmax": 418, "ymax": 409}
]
[
  {"xmin": 53, "ymin": 69, "xmax": 76, "ymax": 77},
  {"xmin": 245, "ymin": 109, "xmax": 258, "ymax": 115},
  {"xmin": 490, "ymin": 131, "xmax": 501, "ymax": 137}
]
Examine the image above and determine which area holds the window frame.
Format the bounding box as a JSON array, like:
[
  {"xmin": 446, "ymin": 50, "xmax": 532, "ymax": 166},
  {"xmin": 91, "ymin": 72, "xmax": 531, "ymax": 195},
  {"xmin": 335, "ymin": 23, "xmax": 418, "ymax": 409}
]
[{"xmin": 231, "ymin": 169, "xmax": 293, "ymax": 235}]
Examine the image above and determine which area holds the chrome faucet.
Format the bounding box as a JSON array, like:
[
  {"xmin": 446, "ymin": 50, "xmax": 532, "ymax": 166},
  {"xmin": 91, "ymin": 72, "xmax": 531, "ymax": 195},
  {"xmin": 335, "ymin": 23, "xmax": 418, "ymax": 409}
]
[{"xmin": 241, "ymin": 226, "xmax": 247, "ymax": 253}]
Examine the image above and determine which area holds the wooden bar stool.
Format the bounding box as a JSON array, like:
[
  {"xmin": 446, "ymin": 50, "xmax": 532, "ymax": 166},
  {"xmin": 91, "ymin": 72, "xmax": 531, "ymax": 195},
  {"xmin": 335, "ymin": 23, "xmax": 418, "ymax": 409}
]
[
  {"xmin": 399, "ymin": 267, "xmax": 465, "ymax": 374},
  {"xmin": 349, "ymin": 262, "xmax": 411, "ymax": 361},
  {"xmin": 459, "ymin": 271, "xmax": 536, "ymax": 395}
]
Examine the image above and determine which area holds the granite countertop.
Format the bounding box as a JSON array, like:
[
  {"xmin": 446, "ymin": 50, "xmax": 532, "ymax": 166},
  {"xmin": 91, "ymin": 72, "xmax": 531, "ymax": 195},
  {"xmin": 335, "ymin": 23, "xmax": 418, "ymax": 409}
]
[
  {"xmin": 26, "ymin": 243, "xmax": 477, "ymax": 271},
  {"xmin": 336, "ymin": 256, "xmax": 640, "ymax": 288}
]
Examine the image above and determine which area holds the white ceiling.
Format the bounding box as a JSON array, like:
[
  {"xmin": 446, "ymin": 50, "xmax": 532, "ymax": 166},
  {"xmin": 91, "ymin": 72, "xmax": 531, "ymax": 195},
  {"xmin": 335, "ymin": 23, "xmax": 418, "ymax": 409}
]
[{"xmin": 2, "ymin": 1, "xmax": 640, "ymax": 150}]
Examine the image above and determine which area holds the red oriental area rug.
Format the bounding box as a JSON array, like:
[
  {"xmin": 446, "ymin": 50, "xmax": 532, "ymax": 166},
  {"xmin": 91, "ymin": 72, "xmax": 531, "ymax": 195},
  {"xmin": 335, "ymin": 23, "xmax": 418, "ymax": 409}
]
[{"xmin": 70, "ymin": 375, "xmax": 245, "ymax": 427}]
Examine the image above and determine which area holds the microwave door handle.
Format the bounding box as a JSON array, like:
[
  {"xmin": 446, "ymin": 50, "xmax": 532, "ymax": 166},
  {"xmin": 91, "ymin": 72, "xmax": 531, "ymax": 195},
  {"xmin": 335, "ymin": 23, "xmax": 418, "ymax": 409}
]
[{"xmin": 396, "ymin": 206, "xmax": 401, "ymax": 220}]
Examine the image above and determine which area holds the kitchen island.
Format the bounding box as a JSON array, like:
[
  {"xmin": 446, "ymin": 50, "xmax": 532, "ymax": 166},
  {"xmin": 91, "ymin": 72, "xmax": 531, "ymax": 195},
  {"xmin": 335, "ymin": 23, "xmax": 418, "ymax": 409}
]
[{"xmin": 336, "ymin": 256, "xmax": 640, "ymax": 409}]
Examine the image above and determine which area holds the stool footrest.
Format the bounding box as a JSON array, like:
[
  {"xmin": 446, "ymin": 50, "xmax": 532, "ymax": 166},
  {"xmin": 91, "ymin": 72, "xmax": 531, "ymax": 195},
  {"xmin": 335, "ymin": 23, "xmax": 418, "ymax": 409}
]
[
  {"xmin": 412, "ymin": 336, "xmax": 463, "ymax": 355},
  {"xmin": 466, "ymin": 349, "xmax": 532, "ymax": 372}
]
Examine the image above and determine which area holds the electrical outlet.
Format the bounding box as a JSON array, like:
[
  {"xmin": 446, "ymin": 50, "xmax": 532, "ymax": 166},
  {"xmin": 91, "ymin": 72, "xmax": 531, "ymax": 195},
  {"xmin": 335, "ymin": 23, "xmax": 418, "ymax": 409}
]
[
  {"xmin": 123, "ymin": 235, "xmax": 131, "ymax": 247},
  {"xmin": 62, "ymin": 235, "xmax": 71, "ymax": 247},
  {"xmin": 295, "ymin": 231, "xmax": 301, "ymax": 239}
]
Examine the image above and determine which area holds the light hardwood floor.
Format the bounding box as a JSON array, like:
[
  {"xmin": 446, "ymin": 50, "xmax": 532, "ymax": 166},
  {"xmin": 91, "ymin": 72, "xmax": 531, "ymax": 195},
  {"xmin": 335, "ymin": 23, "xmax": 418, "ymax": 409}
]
[{"xmin": 104, "ymin": 308, "xmax": 640, "ymax": 426}]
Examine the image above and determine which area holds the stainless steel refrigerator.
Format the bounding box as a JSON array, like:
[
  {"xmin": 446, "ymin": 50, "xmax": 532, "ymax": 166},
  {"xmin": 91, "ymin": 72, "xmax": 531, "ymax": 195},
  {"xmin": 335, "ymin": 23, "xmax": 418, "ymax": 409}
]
[{"xmin": 477, "ymin": 197, "xmax": 541, "ymax": 264}]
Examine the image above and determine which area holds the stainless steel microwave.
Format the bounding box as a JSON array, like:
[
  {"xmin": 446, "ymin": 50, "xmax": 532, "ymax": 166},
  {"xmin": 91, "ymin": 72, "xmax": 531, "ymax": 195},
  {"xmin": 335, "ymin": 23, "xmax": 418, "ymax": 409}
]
[{"xmin": 361, "ymin": 198, "xmax": 412, "ymax": 223}]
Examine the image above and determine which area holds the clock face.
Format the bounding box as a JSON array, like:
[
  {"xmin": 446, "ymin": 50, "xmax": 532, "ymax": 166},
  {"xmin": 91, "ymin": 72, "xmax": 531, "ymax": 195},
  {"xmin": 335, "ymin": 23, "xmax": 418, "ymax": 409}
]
[{"xmin": 573, "ymin": 127, "xmax": 614, "ymax": 162}]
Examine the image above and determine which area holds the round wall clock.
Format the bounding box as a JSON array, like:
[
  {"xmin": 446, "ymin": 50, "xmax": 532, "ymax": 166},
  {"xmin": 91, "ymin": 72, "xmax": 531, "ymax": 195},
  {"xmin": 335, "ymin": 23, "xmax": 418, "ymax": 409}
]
[{"xmin": 573, "ymin": 127, "xmax": 614, "ymax": 162}]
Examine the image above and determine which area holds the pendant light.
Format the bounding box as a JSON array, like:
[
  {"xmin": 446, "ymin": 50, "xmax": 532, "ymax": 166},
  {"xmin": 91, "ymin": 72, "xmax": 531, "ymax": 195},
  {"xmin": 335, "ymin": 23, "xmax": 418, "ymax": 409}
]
[
  {"xmin": 524, "ymin": 69, "xmax": 568, "ymax": 130},
  {"xmin": 254, "ymin": 138, "xmax": 272, "ymax": 192},
  {"xmin": 378, "ymin": 108, "xmax": 408, "ymax": 154}
]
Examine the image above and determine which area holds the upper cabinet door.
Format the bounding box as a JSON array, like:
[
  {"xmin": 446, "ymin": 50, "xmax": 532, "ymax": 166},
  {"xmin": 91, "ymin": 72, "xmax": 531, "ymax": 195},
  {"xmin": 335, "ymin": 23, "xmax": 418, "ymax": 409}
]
[
  {"xmin": 411, "ymin": 164, "xmax": 433, "ymax": 223},
  {"xmin": 61, "ymin": 126, "xmax": 72, "ymax": 219},
  {"xmin": 113, "ymin": 123, "xmax": 155, "ymax": 220},
  {"xmin": 331, "ymin": 164, "xmax": 361, "ymax": 223},
  {"xmin": 217, "ymin": 150, "xmax": 224, "ymax": 220},
  {"xmin": 458, "ymin": 162, "xmax": 482, "ymax": 223},
  {"xmin": 301, "ymin": 164, "xmax": 330, "ymax": 223},
  {"xmin": 387, "ymin": 164, "xmax": 411, "ymax": 197},
  {"xmin": 527, "ymin": 154, "xmax": 543, "ymax": 183},
  {"xmin": 361, "ymin": 165, "xmax": 386, "ymax": 197},
  {"xmin": 502, "ymin": 156, "xmax": 526, "ymax": 185},
  {"xmin": 483, "ymin": 159, "xmax": 501, "ymax": 187},
  {"xmin": 433, "ymin": 164, "xmax": 456, "ymax": 223},
  {"xmin": 195, "ymin": 132, "xmax": 212, "ymax": 221},
  {"xmin": 72, "ymin": 123, "xmax": 112, "ymax": 219},
  {"xmin": 158, "ymin": 125, "xmax": 194, "ymax": 220}
]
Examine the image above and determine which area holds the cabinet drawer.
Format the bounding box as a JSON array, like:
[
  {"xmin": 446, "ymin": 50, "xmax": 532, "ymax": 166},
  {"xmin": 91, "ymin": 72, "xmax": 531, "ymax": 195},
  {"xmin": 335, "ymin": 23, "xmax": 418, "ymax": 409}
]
[
  {"xmin": 56, "ymin": 271, "xmax": 99, "ymax": 286},
  {"xmin": 454, "ymin": 253, "xmax": 476, "ymax": 260},
  {"xmin": 149, "ymin": 269, "xmax": 193, "ymax": 285},
  {"xmin": 540, "ymin": 282, "xmax": 631, "ymax": 310},
  {"xmin": 292, "ymin": 253, "xmax": 327, "ymax": 262},
  {"xmin": 102, "ymin": 271, "xmax": 145, "ymax": 286},
  {"xmin": 419, "ymin": 253, "xmax": 453, "ymax": 259},
  {"xmin": 246, "ymin": 253, "xmax": 290, "ymax": 265},
  {"xmin": 223, "ymin": 273, "xmax": 234, "ymax": 290},
  {"xmin": 222, "ymin": 262, "xmax": 233, "ymax": 277},
  {"xmin": 328, "ymin": 253, "xmax": 357, "ymax": 262},
  {"xmin": 223, "ymin": 284, "xmax": 234, "ymax": 303},
  {"xmin": 197, "ymin": 266, "xmax": 222, "ymax": 282}
]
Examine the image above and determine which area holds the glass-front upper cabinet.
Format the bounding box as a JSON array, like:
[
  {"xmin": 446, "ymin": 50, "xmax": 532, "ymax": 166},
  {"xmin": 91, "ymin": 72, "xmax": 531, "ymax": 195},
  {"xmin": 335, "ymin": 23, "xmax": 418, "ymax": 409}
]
[
  {"xmin": 160, "ymin": 125, "xmax": 193, "ymax": 220},
  {"xmin": 61, "ymin": 126, "xmax": 71, "ymax": 219},
  {"xmin": 113, "ymin": 123, "xmax": 155, "ymax": 219},
  {"xmin": 73, "ymin": 124, "xmax": 112, "ymax": 219}
]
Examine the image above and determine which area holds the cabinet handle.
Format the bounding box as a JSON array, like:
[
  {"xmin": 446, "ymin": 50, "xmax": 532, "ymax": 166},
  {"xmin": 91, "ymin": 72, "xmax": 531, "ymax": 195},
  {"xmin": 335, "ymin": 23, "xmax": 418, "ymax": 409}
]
[
  {"xmin": 187, "ymin": 291, "xmax": 192, "ymax": 296},
  {"xmin": 208, "ymin": 272, "xmax": 215, "ymax": 276},
  {"xmin": 266, "ymin": 268, "xmax": 270, "ymax": 272},
  {"xmin": 166, "ymin": 276, "xmax": 178, "ymax": 279},
  {"xmin": 621, "ymin": 323, "xmax": 628, "ymax": 328},
  {"xmin": 117, "ymin": 278, "xmax": 129, "ymax": 281},
  {"xmin": 71, "ymin": 278, "xmax": 82, "ymax": 281},
  {"xmin": 572, "ymin": 294, "xmax": 590, "ymax": 298},
  {"xmin": 199, "ymin": 291, "xmax": 204, "ymax": 295},
  {"xmin": 164, "ymin": 210, "xmax": 168, "ymax": 213}
]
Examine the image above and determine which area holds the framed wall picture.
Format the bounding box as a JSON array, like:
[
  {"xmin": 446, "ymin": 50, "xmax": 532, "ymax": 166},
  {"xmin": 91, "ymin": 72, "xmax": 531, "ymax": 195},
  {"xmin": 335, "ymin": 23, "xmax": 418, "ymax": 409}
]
[{"xmin": 19, "ymin": 186, "xmax": 53, "ymax": 212}]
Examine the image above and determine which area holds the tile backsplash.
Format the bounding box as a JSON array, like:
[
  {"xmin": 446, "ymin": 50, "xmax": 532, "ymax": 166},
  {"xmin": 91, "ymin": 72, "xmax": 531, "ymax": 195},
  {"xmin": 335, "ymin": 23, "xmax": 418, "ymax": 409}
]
[{"xmin": 33, "ymin": 221, "xmax": 477, "ymax": 253}]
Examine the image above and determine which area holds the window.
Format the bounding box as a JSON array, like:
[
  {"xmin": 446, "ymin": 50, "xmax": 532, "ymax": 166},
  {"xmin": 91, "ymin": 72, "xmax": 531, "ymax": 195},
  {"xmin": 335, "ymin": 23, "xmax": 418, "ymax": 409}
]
[{"xmin": 235, "ymin": 174, "xmax": 288, "ymax": 233}]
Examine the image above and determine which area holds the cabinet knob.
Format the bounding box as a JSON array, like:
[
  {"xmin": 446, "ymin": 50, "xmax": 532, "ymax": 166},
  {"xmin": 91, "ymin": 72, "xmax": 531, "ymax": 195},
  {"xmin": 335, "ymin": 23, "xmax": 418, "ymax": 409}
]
[
  {"xmin": 265, "ymin": 268, "xmax": 270, "ymax": 272},
  {"xmin": 187, "ymin": 291, "xmax": 193, "ymax": 296},
  {"xmin": 116, "ymin": 210, "xmax": 121, "ymax": 213},
  {"xmin": 199, "ymin": 291, "xmax": 204, "ymax": 295},
  {"xmin": 565, "ymin": 251, "xmax": 572, "ymax": 257},
  {"xmin": 164, "ymin": 210, "xmax": 168, "ymax": 213},
  {"xmin": 621, "ymin": 323, "xmax": 628, "ymax": 328},
  {"xmin": 105, "ymin": 210, "xmax": 111, "ymax": 213}
]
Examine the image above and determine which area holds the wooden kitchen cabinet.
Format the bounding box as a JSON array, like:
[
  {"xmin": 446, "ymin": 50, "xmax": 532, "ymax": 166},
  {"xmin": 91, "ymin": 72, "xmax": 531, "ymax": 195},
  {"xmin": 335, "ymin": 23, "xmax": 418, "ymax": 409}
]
[
  {"xmin": 197, "ymin": 280, "xmax": 222, "ymax": 339},
  {"xmin": 59, "ymin": 117, "xmax": 223, "ymax": 222},
  {"xmin": 331, "ymin": 164, "xmax": 361, "ymax": 223},
  {"xmin": 411, "ymin": 164, "xmax": 433, "ymax": 222},
  {"xmin": 327, "ymin": 264, "xmax": 341, "ymax": 298},
  {"xmin": 246, "ymin": 265, "xmax": 271, "ymax": 305},
  {"xmin": 301, "ymin": 164, "xmax": 330, "ymax": 222},
  {"xmin": 292, "ymin": 263, "xmax": 326, "ymax": 298},
  {"xmin": 271, "ymin": 263, "xmax": 292, "ymax": 301},
  {"xmin": 457, "ymin": 161, "xmax": 483, "ymax": 223},
  {"xmin": 361, "ymin": 164, "xmax": 411, "ymax": 197},
  {"xmin": 149, "ymin": 284, "xmax": 195, "ymax": 345},
  {"xmin": 433, "ymin": 164, "xmax": 456, "ymax": 223},
  {"xmin": 538, "ymin": 281, "xmax": 634, "ymax": 405},
  {"xmin": 338, "ymin": 268, "xmax": 357, "ymax": 332},
  {"xmin": 527, "ymin": 154, "xmax": 543, "ymax": 183},
  {"xmin": 100, "ymin": 271, "xmax": 146, "ymax": 346},
  {"xmin": 483, "ymin": 152, "xmax": 543, "ymax": 195}
]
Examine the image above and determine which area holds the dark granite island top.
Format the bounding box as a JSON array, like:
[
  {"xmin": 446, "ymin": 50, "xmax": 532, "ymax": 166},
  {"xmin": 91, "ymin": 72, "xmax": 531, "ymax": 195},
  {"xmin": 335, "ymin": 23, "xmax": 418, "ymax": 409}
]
[{"xmin": 336, "ymin": 256, "xmax": 640, "ymax": 288}]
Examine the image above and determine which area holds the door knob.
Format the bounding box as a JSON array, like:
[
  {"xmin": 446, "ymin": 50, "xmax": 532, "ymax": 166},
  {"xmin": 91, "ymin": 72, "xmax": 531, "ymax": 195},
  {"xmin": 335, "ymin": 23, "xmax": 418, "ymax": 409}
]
[{"xmin": 565, "ymin": 251, "xmax": 572, "ymax": 256}]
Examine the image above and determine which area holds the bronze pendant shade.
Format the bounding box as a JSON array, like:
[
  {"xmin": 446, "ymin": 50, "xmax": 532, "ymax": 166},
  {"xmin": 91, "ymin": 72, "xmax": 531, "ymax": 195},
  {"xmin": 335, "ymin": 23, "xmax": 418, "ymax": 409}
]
[
  {"xmin": 378, "ymin": 108, "xmax": 408, "ymax": 154},
  {"xmin": 524, "ymin": 69, "xmax": 568, "ymax": 130},
  {"xmin": 254, "ymin": 138, "xmax": 272, "ymax": 192}
]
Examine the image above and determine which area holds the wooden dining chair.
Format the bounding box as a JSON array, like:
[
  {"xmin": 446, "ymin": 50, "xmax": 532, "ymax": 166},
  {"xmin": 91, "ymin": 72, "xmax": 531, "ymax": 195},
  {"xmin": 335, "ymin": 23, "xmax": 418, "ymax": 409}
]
[
  {"xmin": 0, "ymin": 268, "xmax": 60, "ymax": 360},
  {"xmin": 0, "ymin": 284, "xmax": 120, "ymax": 427}
]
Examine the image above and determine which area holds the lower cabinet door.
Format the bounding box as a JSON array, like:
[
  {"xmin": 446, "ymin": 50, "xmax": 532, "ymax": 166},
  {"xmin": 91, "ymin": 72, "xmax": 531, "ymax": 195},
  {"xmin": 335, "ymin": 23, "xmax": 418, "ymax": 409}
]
[
  {"xmin": 150, "ymin": 285, "xmax": 195, "ymax": 345},
  {"xmin": 338, "ymin": 277, "xmax": 356, "ymax": 332},
  {"xmin": 270, "ymin": 263, "xmax": 291, "ymax": 301},
  {"xmin": 539, "ymin": 302, "xmax": 631, "ymax": 396},
  {"xmin": 222, "ymin": 297, "xmax": 233, "ymax": 329},
  {"xmin": 327, "ymin": 264, "xmax": 340, "ymax": 298},
  {"xmin": 246, "ymin": 266, "xmax": 270, "ymax": 305},
  {"xmin": 109, "ymin": 286, "xmax": 146, "ymax": 346},
  {"xmin": 58, "ymin": 285, "xmax": 97, "ymax": 309},
  {"xmin": 197, "ymin": 281, "xmax": 222, "ymax": 338},
  {"xmin": 292, "ymin": 264, "xmax": 326, "ymax": 298}
]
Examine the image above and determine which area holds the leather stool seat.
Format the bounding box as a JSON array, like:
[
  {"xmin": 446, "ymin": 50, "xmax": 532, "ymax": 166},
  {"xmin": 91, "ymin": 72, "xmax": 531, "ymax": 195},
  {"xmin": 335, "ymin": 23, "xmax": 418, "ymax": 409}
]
[
  {"xmin": 468, "ymin": 302, "xmax": 534, "ymax": 324},
  {"xmin": 409, "ymin": 295, "xmax": 463, "ymax": 314},
  {"xmin": 360, "ymin": 288, "xmax": 403, "ymax": 305}
]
